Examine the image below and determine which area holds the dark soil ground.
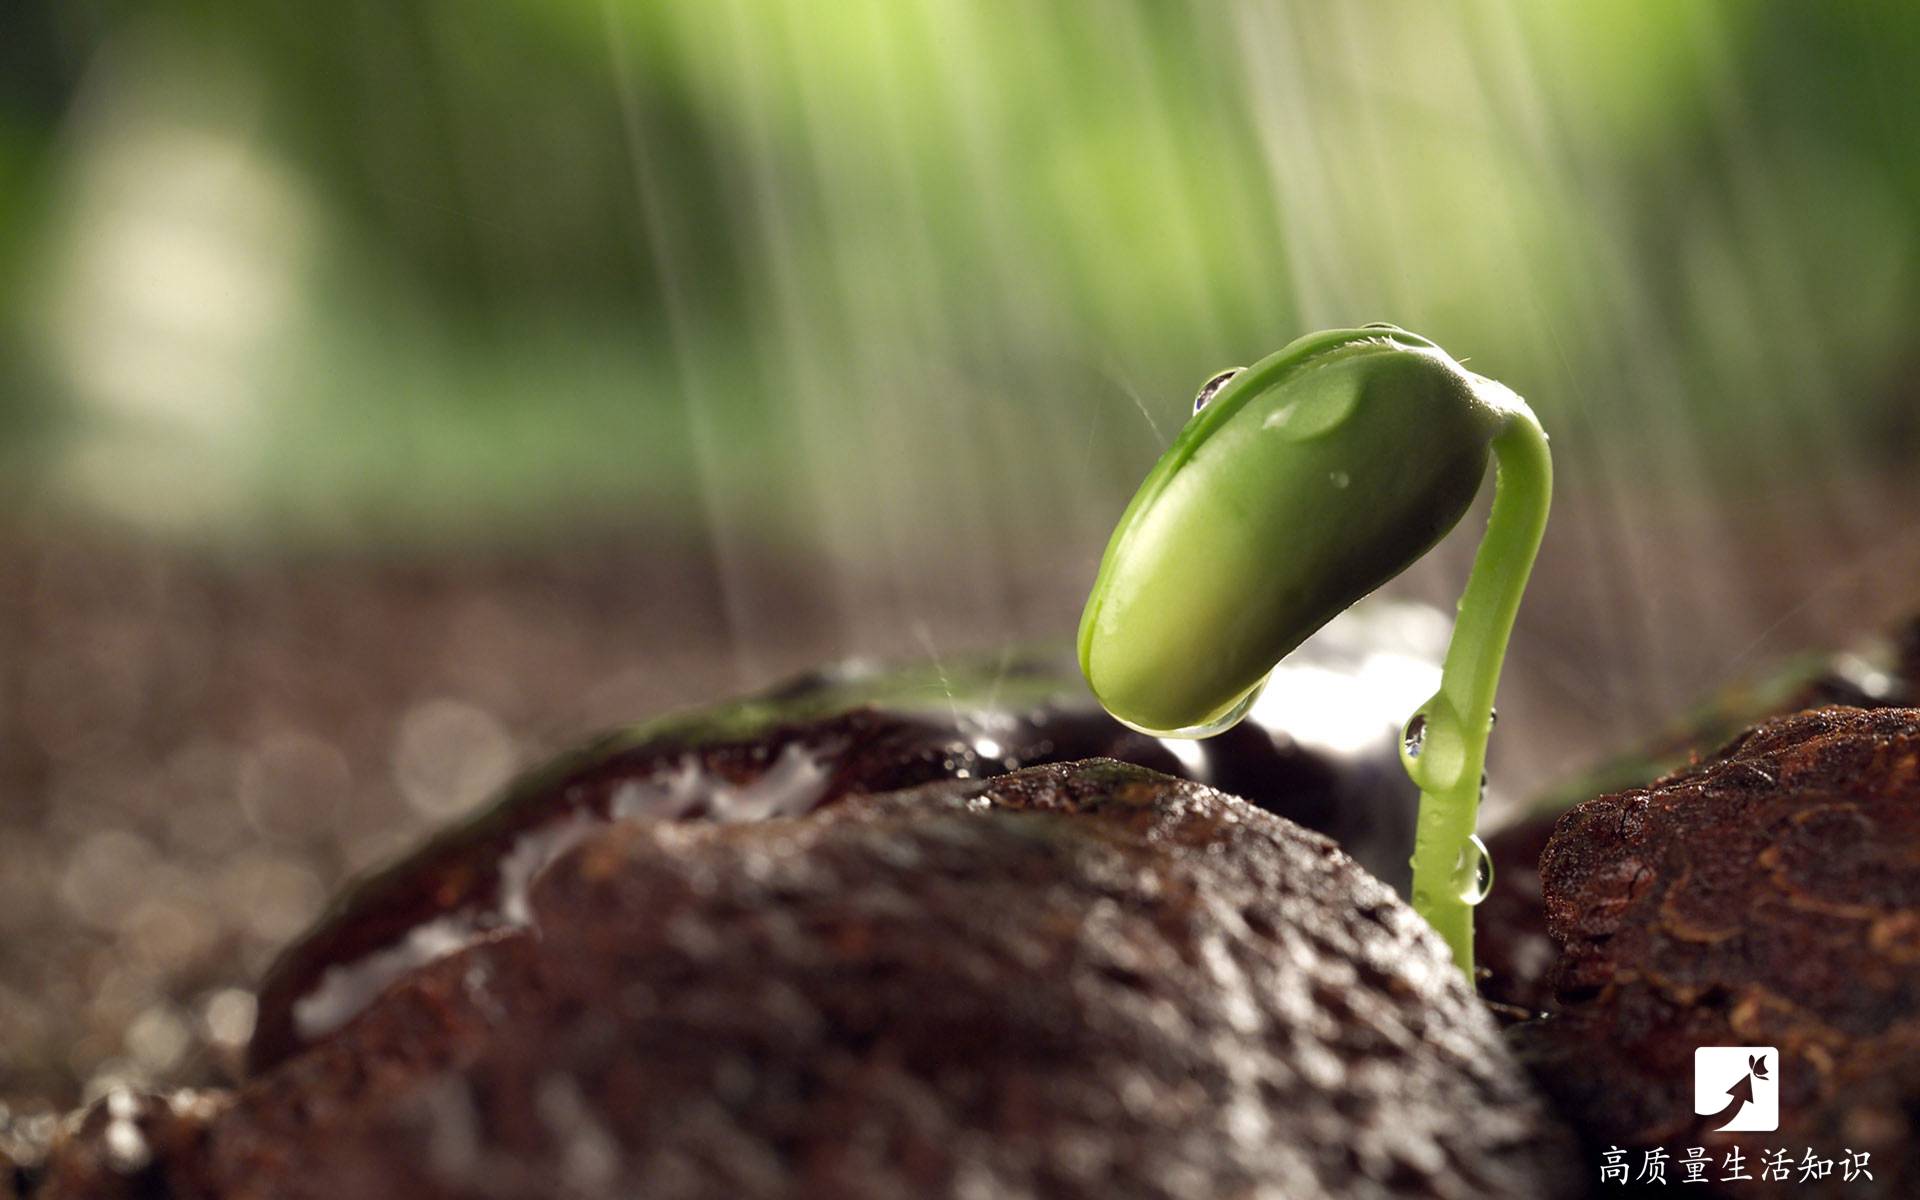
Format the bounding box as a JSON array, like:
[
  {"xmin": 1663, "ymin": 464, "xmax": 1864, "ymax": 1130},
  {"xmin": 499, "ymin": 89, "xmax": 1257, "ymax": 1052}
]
[{"xmin": 0, "ymin": 516, "xmax": 778, "ymax": 1114}]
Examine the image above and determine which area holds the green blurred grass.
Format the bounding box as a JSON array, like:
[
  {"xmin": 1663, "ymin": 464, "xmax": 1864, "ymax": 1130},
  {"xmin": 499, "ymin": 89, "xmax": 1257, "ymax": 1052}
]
[{"xmin": 1, "ymin": 1, "xmax": 1915, "ymax": 546}]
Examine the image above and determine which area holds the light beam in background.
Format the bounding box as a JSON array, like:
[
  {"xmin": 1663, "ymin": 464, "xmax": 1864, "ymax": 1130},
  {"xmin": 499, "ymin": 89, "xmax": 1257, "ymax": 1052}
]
[{"xmin": 18, "ymin": 0, "xmax": 1920, "ymax": 796}]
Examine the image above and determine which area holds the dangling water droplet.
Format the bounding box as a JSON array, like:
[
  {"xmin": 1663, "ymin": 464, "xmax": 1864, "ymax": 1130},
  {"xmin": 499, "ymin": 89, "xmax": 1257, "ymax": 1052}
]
[
  {"xmin": 1328, "ymin": 470, "xmax": 1350, "ymax": 489},
  {"xmin": 1181, "ymin": 678, "xmax": 1265, "ymax": 737},
  {"xmin": 1402, "ymin": 713, "xmax": 1427, "ymax": 759},
  {"xmin": 1487, "ymin": 707, "xmax": 1498, "ymax": 727},
  {"xmin": 1452, "ymin": 834, "xmax": 1493, "ymax": 905},
  {"xmin": 1192, "ymin": 368, "xmax": 1245, "ymax": 415},
  {"xmin": 1114, "ymin": 674, "xmax": 1268, "ymax": 740},
  {"xmin": 1399, "ymin": 699, "xmax": 1466, "ymax": 791}
]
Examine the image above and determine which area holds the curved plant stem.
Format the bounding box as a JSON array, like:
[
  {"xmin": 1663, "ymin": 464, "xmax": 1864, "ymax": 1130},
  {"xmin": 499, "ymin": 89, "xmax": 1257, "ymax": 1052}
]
[{"xmin": 1406, "ymin": 406, "xmax": 1552, "ymax": 979}]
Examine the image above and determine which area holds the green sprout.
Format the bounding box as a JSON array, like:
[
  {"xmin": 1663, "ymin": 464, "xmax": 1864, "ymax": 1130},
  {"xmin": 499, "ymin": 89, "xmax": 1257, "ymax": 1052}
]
[{"xmin": 1078, "ymin": 325, "xmax": 1551, "ymax": 978}]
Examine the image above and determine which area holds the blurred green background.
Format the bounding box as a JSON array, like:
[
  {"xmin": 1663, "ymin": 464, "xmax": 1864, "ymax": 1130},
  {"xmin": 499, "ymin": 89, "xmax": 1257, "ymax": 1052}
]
[
  {"xmin": 3, "ymin": 0, "xmax": 1920, "ymax": 1110},
  {"xmin": 3, "ymin": 0, "xmax": 1919, "ymax": 766}
]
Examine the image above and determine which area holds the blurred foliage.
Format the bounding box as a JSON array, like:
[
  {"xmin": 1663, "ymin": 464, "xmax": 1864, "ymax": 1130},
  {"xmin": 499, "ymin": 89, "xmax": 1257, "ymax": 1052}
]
[{"xmin": 0, "ymin": 1, "xmax": 1916, "ymax": 546}]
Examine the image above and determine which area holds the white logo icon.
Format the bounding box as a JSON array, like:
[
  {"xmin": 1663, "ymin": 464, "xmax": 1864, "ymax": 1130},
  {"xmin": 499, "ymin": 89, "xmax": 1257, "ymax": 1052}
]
[{"xmin": 1694, "ymin": 1046, "xmax": 1779, "ymax": 1132}]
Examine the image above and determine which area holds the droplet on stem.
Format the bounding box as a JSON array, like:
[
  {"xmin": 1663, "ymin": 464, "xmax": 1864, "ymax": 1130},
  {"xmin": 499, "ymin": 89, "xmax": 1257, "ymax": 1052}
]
[
  {"xmin": 1401, "ymin": 701, "xmax": 1467, "ymax": 792},
  {"xmin": 1453, "ymin": 834, "xmax": 1493, "ymax": 905},
  {"xmin": 1403, "ymin": 712, "xmax": 1427, "ymax": 759}
]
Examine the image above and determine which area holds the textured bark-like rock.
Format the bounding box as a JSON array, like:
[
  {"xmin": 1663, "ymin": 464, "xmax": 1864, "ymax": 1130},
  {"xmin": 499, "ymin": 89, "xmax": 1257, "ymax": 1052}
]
[
  {"xmin": 1478, "ymin": 617, "xmax": 1920, "ymax": 1017},
  {"xmin": 1515, "ymin": 706, "xmax": 1920, "ymax": 1196},
  {"xmin": 36, "ymin": 761, "xmax": 1578, "ymax": 1200},
  {"xmin": 250, "ymin": 634, "xmax": 1431, "ymax": 1074}
]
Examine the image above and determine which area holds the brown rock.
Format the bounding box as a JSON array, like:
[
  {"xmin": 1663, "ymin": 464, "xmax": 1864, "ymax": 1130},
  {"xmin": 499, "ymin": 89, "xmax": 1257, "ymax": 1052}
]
[
  {"xmin": 1479, "ymin": 618, "xmax": 1920, "ymax": 1018},
  {"xmin": 250, "ymin": 642, "xmax": 1426, "ymax": 1074},
  {"xmin": 39, "ymin": 761, "xmax": 1578, "ymax": 1199},
  {"xmin": 28, "ymin": 1089, "xmax": 225, "ymax": 1199},
  {"xmin": 1515, "ymin": 706, "xmax": 1920, "ymax": 1195}
]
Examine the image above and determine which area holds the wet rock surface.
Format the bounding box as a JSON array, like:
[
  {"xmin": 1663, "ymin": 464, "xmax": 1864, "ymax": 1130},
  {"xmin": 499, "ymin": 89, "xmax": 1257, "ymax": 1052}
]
[
  {"xmin": 31, "ymin": 761, "xmax": 1579, "ymax": 1200},
  {"xmin": 23, "ymin": 1088, "xmax": 226, "ymax": 1199},
  {"xmin": 1477, "ymin": 617, "xmax": 1920, "ymax": 1018},
  {"xmin": 250, "ymin": 614, "xmax": 1438, "ymax": 1073},
  {"xmin": 1514, "ymin": 706, "xmax": 1920, "ymax": 1195}
]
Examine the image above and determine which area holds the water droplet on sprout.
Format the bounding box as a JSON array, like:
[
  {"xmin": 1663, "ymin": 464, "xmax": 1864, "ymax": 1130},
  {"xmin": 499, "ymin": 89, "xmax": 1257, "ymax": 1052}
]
[
  {"xmin": 1452, "ymin": 834, "xmax": 1493, "ymax": 905},
  {"xmin": 1192, "ymin": 368, "xmax": 1245, "ymax": 414},
  {"xmin": 1118, "ymin": 674, "xmax": 1269, "ymax": 740},
  {"xmin": 1328, "ymin": 470, "xmax": 1350, "ymax": 489},
  {"xmin": 1184, "ymin": 679, "xmax": 1264, "ymax": 736},
  {"xmin": 1264, "ymin": 385, "xmax": 1358, "ymax": 441},
  {"xmin": 1402, "ymin": 713, "xmax": 1427, "ymax": 758},
  {"xmin": 1399, "ymin": 701, "xmax": 1466, "ymax": 791}
]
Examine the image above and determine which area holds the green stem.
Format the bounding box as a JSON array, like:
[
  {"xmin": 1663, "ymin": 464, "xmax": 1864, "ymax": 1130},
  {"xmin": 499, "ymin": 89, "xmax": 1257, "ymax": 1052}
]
[{"xmin": 1406, "ymin": 406, "xmax": 1552, "ymax": 980}]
